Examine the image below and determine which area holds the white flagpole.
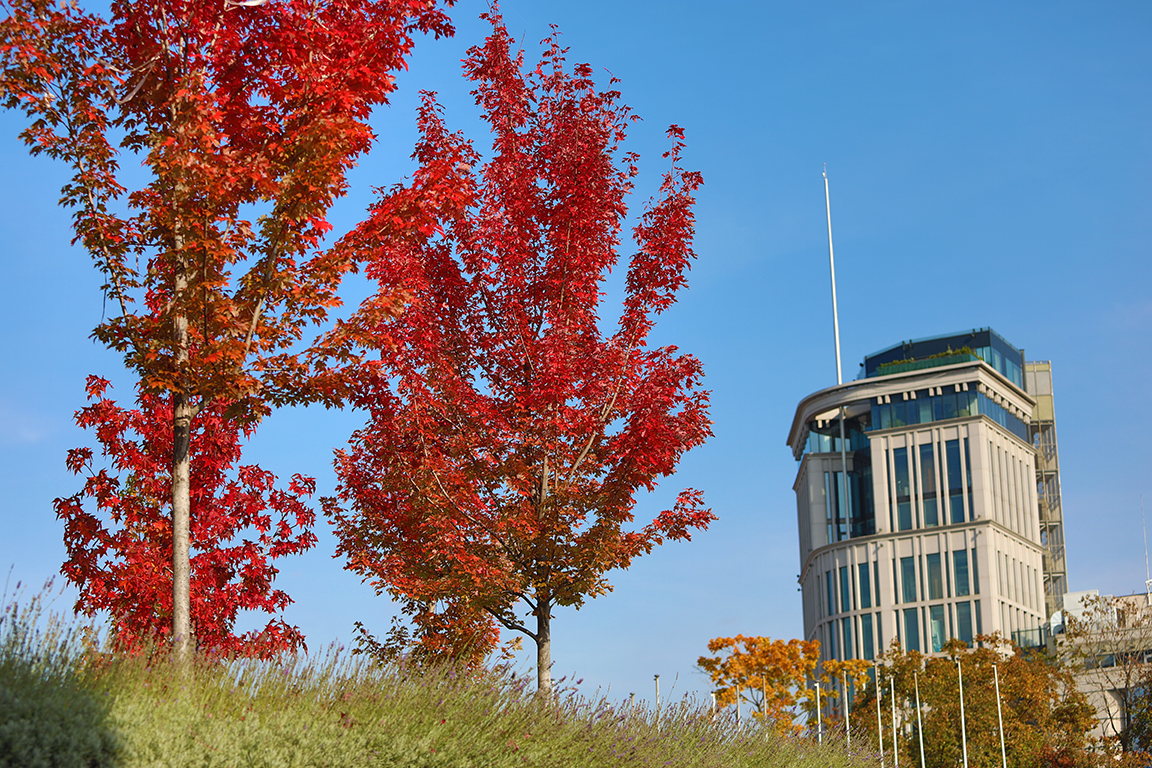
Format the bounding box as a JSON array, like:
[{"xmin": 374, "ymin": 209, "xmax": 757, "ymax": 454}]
[
  {"xmin": 824, "ymin": 167, "xmax": 851, "ymax": 541},
  {"xmin": 891, "ymin": 673, "xmax": 899, "ymax": 768},
  {"xmin": 994, "ymin": 665, "xmax": 1007, "ymax": 768},
  {"xmin": 816, "ymin": 680, "xmax": 823, "ymax": 743},
  {"xmin": 823, "ymin": 166, "xmax": 843, "ymax": 386},
  {"xmin": 876, "ymin": 664, "xmax": 885, "ymax": 768},
  {"xmin": 957, "ymin": 660, "xmax": 969, "ymax": 768},
  {"xmin": 915, "ymin": 672, "xmax": 926, "ymax": 768},
  {"xmin": 843, "ymin": 670, "xmax": 851, "ymax": 747}
]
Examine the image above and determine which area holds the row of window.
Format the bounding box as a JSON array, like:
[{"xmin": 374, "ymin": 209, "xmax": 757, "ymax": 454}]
[
  {"xmin": 822, "ymin": 550, "xmax": 979, "ymax": 620},
  {"xmin": 821, "ymin": 599, "xmax": 984, "ymax": 661},
  {"xmin": 870, "ymin": 389, "xmax": 1027, "ymax": 442},
  {"xmin": 970, "ymin": 344, "xmax": 1023, "ymax": 390},
  {"xmin": 989, "ymin": 442, "xmax": 1036, "ymax": 541},
  {"xmin": 888, "ymin": 439, "xmax": 972, "ymax": 531},
  {"xmin": 899, "ymin": 600, "xmax": 983, "ymax": 653},
  {"xmin": 996, "ymin": 549, "xmax": 1043, "ymax": 614}
]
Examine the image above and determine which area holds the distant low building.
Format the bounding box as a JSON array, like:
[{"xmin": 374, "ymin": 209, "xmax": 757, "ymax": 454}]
[
  {"xmin": 787, "ymin": 328, "xmax": 1068, "ymax": 664},
  {"xmin": 1055, "ymin": 589, "xmax": 1152, "ymax": 750}
]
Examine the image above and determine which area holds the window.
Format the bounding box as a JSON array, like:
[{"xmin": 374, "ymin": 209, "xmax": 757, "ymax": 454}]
[
  {"xmin": 920, "ymin": 443, "xmax": 938, "ymax": 527},
  {"xmin": 927, "ymin": 553, "xmax": 944, "ymax": 600},
  {"xmin": 826, "ymin": 570, "xmax": 835, "ymax": 616},
  {"xmin": 825, "ymin": 472, "xmax": 834, "ymax": 544},
  {"xmin": 901, "ymin": 556, "xmax": 918, "ymax": 603},
  {"xmin": 840, "ymin": 566, "xmax": 852, "ymax": 613},
  {"xmin": 930, "ymin": 604, "xmax": 946, "ymax": 652},
  {"xmin": 903, "ymin": 608, "xmax": 921, "ymax": 652},
  {"xmin": 861, "ymin": 614, "xmax": 875, "ymax": 660},
  {"xmin": 955, "ymin": 601, "xmax": 973, "ymax": 645},
  {"xmin": 895, "ymin": 448, "xmax": 913, "ymax": 530},
  {"xmin": 859, "ymin": 562, "xmax": 872, "ymax": 609},
  {"xmin": 954, "ymin": 550, "xmax": 970, "ymax": 596},
  {"xmin": 942, "ymin": 391, "xmax": 957, "ymax": 420},
  {"xmin": 972, "ymin": 549, "xmax": 980, "ymax": 594},
  {"xmin": 843, "ymin": 618, "xmax": 853, "ymax": 660},
  {"xmin": 964, "ymin": 438, "xmax": 973, "ymax": 520},
  {"xmin": 946, "ymin": 440, "xmax": 964, "ymax": 524}
]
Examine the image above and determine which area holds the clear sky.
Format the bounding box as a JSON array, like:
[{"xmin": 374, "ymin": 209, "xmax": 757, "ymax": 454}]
[{"xmin": 2, "ymin": 1, "xmax": 1150, "ymax": 707}]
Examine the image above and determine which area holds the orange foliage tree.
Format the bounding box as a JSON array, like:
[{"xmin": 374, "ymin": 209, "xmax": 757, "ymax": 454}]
[
  {"xmin": 698, "ymin": 635, "xmax": 869, "ymax": 736},
  {"xmin": 852, "ymin": 637, "xmax": 1113, "ymax": 768}
]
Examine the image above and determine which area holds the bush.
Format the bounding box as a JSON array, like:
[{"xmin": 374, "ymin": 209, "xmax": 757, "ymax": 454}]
[{"xmin": 0, "ymin": 581, "xmax": 120, "ymax": 768}]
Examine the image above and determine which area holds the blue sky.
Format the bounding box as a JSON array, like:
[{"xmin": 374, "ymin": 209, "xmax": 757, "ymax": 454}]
[{"xmin": 2, "ymin": 1, "xmax": 1150, "ymax": 706}]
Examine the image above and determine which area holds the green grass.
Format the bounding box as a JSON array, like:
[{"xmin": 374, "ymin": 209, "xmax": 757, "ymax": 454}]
[{"xmin": 1, "ymin": 588, "xmax": 873, "ymax": 768}]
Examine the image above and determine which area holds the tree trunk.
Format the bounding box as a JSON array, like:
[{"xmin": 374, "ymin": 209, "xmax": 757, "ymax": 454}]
[
  {"xmin": 171, "ymin": 387, "xmax": 192, "ymax": 661},
  {"xmin": 536, "ymin": 597, "xmax": 552, "ymax": 696},
  {"xmin": 171, "ymin": 215, "xmax": 193, "ymax": 661}
]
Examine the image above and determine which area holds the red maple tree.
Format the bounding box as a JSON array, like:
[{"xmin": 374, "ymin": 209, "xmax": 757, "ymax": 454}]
[
  {"xmin": 323, "ymin": 13, "xmax": 713, "ymax": 693},
  {"xmin": 55, "ymin": 376, "xmax": 316, "ymax": 656},
  {"xmin": 0, "ymin": 0, "xmax": 454, "ymax": 658}
]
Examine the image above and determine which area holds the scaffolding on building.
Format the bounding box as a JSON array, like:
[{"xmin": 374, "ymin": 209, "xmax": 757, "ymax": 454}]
[{"xmin": 1026, "ymin": 361, "xmax": 1068, "ymax": 620}]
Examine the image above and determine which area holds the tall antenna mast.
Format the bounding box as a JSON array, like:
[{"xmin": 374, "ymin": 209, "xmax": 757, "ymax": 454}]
[
  {"xmin": 824, "ymin": 166, "xmax": 850, "ymax": 541},
  {"xmin": 824, "ymin": 165, "xmax": 843, "ymax": 385}
]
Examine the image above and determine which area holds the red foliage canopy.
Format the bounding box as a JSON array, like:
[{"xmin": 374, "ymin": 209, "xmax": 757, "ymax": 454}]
[
  {"xmin": 324, "ymin": 14, "xmax": 713, "ymax": 686},
  {"xmin": 55, "ymin": 376, "xmax": 317, "ymax": 656},
  {"xmin": 1, "ymin": 0, "xmax": 454, "ymax": 655}
]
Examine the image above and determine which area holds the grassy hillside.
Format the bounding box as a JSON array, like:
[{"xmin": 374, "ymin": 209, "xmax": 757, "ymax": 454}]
[{"xmin": 1, "ymin": 589, "xmax": 872, "ymax": 768}]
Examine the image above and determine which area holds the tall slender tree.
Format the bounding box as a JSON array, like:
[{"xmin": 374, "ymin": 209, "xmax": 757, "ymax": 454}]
[
  {"xmin": 0, "ymin": 0, "xmax": 454, "ymax": 659},
  {"xmin": 324, "ymin": 13, "xmax": 713, "ymax": 694}
]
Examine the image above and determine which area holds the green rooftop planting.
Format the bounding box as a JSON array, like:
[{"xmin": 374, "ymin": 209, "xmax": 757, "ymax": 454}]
[{"xmin": 872, "ymin": 346, "xmax": 983, "ymax": 378}]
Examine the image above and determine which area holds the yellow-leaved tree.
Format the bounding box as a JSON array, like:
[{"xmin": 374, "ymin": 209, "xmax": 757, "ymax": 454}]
[{"xmin": 698, "ymin": 635, "xmax": 869, "ymax": 736}]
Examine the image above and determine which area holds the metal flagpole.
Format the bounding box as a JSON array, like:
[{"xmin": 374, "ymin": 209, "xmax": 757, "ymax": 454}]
[
  {"xmin": 823, "ymin": 166, "xmax": 843, "ymax": 385},
  {"xmin": 876, "ymin": 664, "xmax": 885, "ymax": 768},
  {"xmin": 891, "ymin": 674, "xmax": 899, "ymax": 768},
  {"xmin": 957, "ymin": 660, "xmax": 969, "ymax": 768},
  {"xmin": 994, "ymin": 665, "xmax": 1007, "ymax": 768},
  {"xmin": 824, "ymin": 167, "xmax": 851, "ymax": 541},
  {"xmin": 843, "ymin": 670, "xmax": 851, "ymax": 747},
  {"xmin": 815, "ymin": 680, "xmax": 823, "ymax": 743},
  {"xmin": 914, "ymin": 672, "xmax": 926, "ymax": 768}
]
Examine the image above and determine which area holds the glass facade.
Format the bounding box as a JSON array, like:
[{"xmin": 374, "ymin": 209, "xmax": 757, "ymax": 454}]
[
  {"xmin": 863, "ymin": 328, "xmax": 1025, "ymax": 390},
  {"xmin": 869, "ymin": 388, "xmax": 1028, "ymax": 441}
]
